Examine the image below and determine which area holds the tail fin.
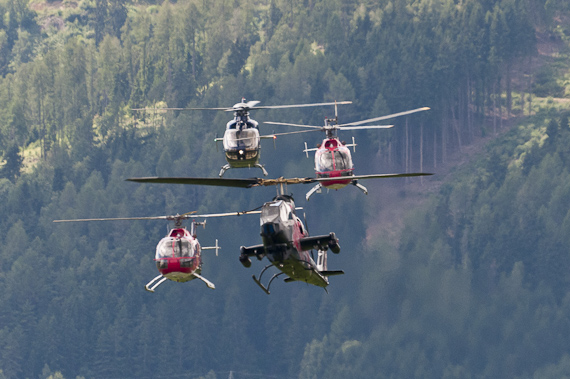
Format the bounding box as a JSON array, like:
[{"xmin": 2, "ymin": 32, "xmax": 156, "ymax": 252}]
[{"xmin": 316, "ymin": 249, "xmax": 327, "ymax": 272}]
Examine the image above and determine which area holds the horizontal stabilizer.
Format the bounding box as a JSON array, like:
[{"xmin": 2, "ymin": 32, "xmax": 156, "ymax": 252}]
[{"xmin": 320, "ymin": 270, "xmax": 344, "ymax": 277}]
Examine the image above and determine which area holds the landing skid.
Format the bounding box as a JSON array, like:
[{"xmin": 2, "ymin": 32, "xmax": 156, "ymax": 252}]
[
  {"xmin": 145, "ymin": 274, "xmax": 168, "ymax": 293},
  {"xmin": 252, "ymin": 264, "xmax": 285, "ymax": 295},
  {"xmin": 194, "ymin": 273, "xmax": 216, "ymax": 289},
  {"xmin": 352, "ymin": 180, "xmax": 368, "ymax": 195},
  {"xmin": 305, "ymin": 183, "xmax": 322, "ymax": 201},
  {"xmin": 144, "ymin": 273, "xmax": 215, "ymax": 292},
  {"xmin": 255, "ymin": 163, "xmax": 269, "ymax": 176},
  {"xmin": 219, "ymin": 163, "xmax": 268, "ymax": 177},
  {"xmin": 219, "ymin": 164, "xmax": 231, "ymax": 177}
]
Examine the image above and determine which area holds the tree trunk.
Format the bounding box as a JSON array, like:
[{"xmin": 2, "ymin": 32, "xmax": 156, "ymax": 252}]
[
  {"xmin": 405, "ymin": 117, "xmax": 409, "ymax": 173},
  {"xmin": 492, "ymin": 80, "xmax": 497, "ymax": 135},
  {"xmin": 388, "ymin": 140, "xmax": 392, "ymax": 169},
  {"xmin": 451, "ymin": 104, "xmax": 463, "ymax": 151},
  {"xmin": 506, "ymin": 64, "xmax": 512, "ymax": 119},
  {"xmin": 528, "ymin": 56, "xmax": 532, "ymax": 116},
  {"xmin": 420, "ymin": 120, "xmax": 424, "ymax": 185},
  {"xmin": 433, "ymin": 125, "xmax": 437, "ymax": 169},
  {"xmin": 441, "ymin": 102, "xmax": 447, "ymax": 164},
  {"xmin": 498, "ymin": 74, "xmax": 503, "ymax": 129}
]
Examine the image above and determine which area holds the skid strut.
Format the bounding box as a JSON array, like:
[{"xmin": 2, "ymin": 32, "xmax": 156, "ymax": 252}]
[
  {"xmin": 193, "ymin": 273, "xmax": 216, "ymax": 289},
  {"xmin": 255, "ymin": 163, "xmax": 269, "ymax": 176},
  {"xmin": 352, "ymin": 180, "xmax": 368, "ymax": 195},
  {"xmin": 305, "ymin": 183, "xmax": 322, "ymax": 201},
  {"xmin": 252, "ymin": 264, "xmax": 284, "ymax": 295},
  {"xmin": 219, "ymin": 164, "xmax": 231, "ymax": 177},
  {"xmin": 145, "ymin": 274, "xmax": 168, "ymax": 293}
]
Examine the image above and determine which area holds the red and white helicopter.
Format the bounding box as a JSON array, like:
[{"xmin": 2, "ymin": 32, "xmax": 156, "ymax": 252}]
[
  {"xmin": 53, "ymin": 211, "xmax": 257, "ymax": 292},
  {"xmin": 264, "ymin": 105, "xmax": 431, "ymax": 200}
]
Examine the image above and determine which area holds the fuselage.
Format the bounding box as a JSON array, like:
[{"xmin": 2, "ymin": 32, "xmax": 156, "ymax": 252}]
[
  {"xmin": 155, "ymin": 227, "xmax": 202, "ymax": 283},
  {"xmin": 222, "ymin": 114, "xmax": 261, "ymax": 167},
  {"xmin": 314, "ymin": 137, "xmax": 354, "ymax": 189},
  {"xmin": 259, "ymin": 196, "xmax": 329, "ymax": 287}
]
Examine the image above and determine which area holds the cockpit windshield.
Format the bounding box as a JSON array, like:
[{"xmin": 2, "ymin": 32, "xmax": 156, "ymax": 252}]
[
  {"xmin": 156, "ymin": 237, "xmax": 198, "ymax": 259},
  {"xmin": 260, "ymin": 200, "xmax": 292, "ymax": 226},
  {"xmin": 317, "ymin": 151, "xmax": 334, "ymax": 171},
  {"xmin": 223, "ymin": 128, "xmax": 259, "ymax": 150},
  {"xmin": 333, "ymin": 150, "xmax": 352, "ymax": 170},
  {"xmin": 316, "ymin": 150, "xmax": 352, "ymax": 172}
]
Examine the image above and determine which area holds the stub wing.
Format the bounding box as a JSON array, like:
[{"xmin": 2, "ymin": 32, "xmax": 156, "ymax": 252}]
[
  {"xmin": 320, "ymin": 270, "xmax": 344, "ymax": 277},
  {"xmin": 299, "ymin": 232, "xmax": 339, "ymax": 252},
  {"xmin": 240, "ymin": 244, "xmax": 265, "ymax": 258}
]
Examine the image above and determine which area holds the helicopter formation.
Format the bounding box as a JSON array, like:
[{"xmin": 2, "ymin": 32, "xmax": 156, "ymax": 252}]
[
  {"xmin": 57, "ymin": 99, "xmax": 432, "ymax": 294},
  {"xmin": 134, "ymin": 98, "xmax": 352, "ymax": 177}
]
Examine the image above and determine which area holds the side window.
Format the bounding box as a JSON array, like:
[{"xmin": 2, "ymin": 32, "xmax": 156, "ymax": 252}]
[{"xmin": 280, "ymin": 204, "xmax": 288, "ymax": 222}]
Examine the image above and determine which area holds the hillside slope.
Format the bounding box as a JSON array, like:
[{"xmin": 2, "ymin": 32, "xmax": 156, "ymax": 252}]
[{"xmin": 0, "ymin": 0, "xmax": 569, "ymax": 378}]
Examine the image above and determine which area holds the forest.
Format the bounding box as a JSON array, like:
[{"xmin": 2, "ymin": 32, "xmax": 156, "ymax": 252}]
[{"xmin": 1, "ymin": 0, "xmax": 570, "ymax": 377}]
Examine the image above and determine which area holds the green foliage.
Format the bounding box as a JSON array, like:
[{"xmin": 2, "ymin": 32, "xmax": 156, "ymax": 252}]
[
  {"xmin": 0, "ymin": 143, "xmax": 22, "ymax": 180},
  {"xmin": 0, "ymin": 0, "xmax": 567, "ymax": 378},
  {"xmin": 309, "ymin": 111, "xmax": 570, "ymax": 378},
  {"xmin": 534, "ymin": 65, "xmax": 565, "ymax": 97}
]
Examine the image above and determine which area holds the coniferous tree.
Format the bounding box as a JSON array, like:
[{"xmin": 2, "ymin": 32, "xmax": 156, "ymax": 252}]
[{"xmin": 1, "ymin": 143, "xmax": 22, "ymax": 181}]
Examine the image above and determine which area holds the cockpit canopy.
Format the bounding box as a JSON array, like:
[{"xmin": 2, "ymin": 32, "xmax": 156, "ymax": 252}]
[
  {"xmin": 156, "ymin": 236, "xmax": 199, "ymax": 259},
  {"xmin": 260, "ymin": 199, "xmax": 294, "ymax": 226},
  {"xmin": 223, "ymin": 128, "xmax": 260, "ymax": 150},
  {"xmin": 315, "ymin": 149, "xmax": 353, "ymax": 172},
  {"xmin": 226, "ymin": 118, "xmax": 258, "ymax": 130}
]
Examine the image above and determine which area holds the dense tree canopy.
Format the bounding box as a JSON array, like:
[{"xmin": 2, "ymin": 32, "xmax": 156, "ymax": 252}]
[{"xmin": 1, "ymin": 0, "xmax": 570, "ymax": 378}]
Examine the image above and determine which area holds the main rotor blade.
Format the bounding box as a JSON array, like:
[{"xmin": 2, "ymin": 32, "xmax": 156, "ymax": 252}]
[
  {"xmin": 194, "ymin": 210, "xmax": 261, "ymax": 217},
  {"xmin": 224, "ymin": 100, "xmax": 263, "ymax": 112},
  {"xmin": 133, "ymin": 101, "xmax": 352, "ymax": 112},
  {"xmin": 338, "ymin": 125, "xmax": 394, "ymax": 130},
  {"xmin": 127, "ymin": 176, "xmax": 317, "ymax": 187},
  {"xmin": 54, "ymin": 216, "xmax": 172, "ymax": 222},
  {"xmin": 127, "ymin": 172, "xmax": 433, "ymax": 189},
  {"xmin": 339, "ymin": 107, "xmax": 430, "ymax": 127},
  {"xmin": 244, "ymin": 100, "xmax": 261, "ymax": 108},
  {"xmin": 230, "ymin": 129, "xmax": 320, "ymax": 142},
  {"xmin": 250, "ymin": 100, "xmax": 352, "ymax": 110},
  {"xmin": 127, "ymin": 177, "xmax": 263, "ymax": 188},
  {"xmin": 54, "ymin": 210, "xmax": 260, "ymax": 223},
  {"xmin": 261, "ymin": 129, "xmax": 324, "ymax": 139},
  {"xmin": 263, "ymin": 121, "xmax": 322, "ymax": 129},
  {"xmin": 314, "ymin": 172, "xmax": 433, "ymax": 183},
  {"xmin": 132, "ymin": 107, "xmax": 229, "ymax": 111}
]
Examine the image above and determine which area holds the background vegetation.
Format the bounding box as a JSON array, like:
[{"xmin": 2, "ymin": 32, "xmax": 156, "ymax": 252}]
[{"xmin": 1, "ymin": 0, "xmax": 570, "ymax": 377}]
